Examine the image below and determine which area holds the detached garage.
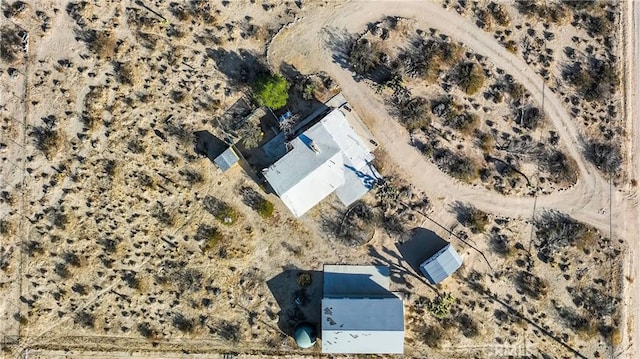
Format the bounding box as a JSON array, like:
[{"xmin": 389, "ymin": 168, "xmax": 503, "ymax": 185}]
[{"xmin": 419, "ymin": 243, "xmax": 463, "ymax": 284}]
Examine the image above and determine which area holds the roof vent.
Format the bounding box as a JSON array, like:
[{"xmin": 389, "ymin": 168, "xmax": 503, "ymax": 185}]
[{"xmin": 310, "ymin": 140, "xmax": 320, "ymax": 154}]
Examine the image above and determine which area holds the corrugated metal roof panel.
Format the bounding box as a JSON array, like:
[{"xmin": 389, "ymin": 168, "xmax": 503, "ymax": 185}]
[{"xmin": 419, "ymin": 244, "xmax": 463, "ymax": 284}]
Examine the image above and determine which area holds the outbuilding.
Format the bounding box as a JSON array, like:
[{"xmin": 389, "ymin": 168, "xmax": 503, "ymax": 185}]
[{"xmin": 419, "ymin": 243, "xmax": 463, "ymax": 284}]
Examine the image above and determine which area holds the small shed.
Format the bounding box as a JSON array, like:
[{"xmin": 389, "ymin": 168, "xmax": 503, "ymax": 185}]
[
  {"xmin": 419, "ymin": 243, "xmax": 463, "ymax": 284},
  {"xmin": 213, "ymin": 147, "xmax": 240, "ymax": 172}
]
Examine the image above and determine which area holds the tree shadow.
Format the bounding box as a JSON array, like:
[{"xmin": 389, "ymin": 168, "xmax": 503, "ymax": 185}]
[
  {"xmin": 205, "ymin": 47, "xmax": 267, "ymax": 87},
  {"xmin": 193, "ymin": 130, "xmax": 228, "ymax": 163},
  {"xmin": 266, "ymin": 268, "xmax": 323, "ymax": 337},
  {"xmin": 396, "ymin": 227, "xmax": 448, "ymax": 275},
  {"xmin": 321, "ymin": 26, "xmax": 354, "ymax": 71},
  {"xmin": 367, "ymin": 243, "xmax": 438, "ymax": 294}
]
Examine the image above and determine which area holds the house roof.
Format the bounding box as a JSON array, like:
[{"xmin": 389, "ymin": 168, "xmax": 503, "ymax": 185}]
[
  {"xmin": 321, "ymin": 297, "xmax": 404, "ymax": 354},
  {"xmin": 419, "ymin": 243, "xmax": 463, "ymax": 284},
  {"xmin": 214, "ymin": 147, "xmax": 239, "ymax": 171},
  {"xmin": 262, "ymin": 108, "xmax": 376, "ymax": 217},
  {"xmin": 321, "ymin": 265, "xmax": 404, "ymax": 354}
]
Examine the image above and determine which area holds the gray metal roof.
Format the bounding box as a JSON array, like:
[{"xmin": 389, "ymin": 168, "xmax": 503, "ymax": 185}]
[
  {"xmin": 213, "ymin": 147, "xmax": 239, "ymax": 171},
  {"xmin": 419, "ymin": 243, "xmax": 463, "ymax": 284},
  {"xmin": 321, "ymin": 297, "xmax": 404, "ymax": 354},
  {"xmin": 321, "ymin": 265, "xmax": 404, "ymax": 354}
]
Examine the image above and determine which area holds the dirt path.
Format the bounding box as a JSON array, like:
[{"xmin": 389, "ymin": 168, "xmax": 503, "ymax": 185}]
[{"xmin": 269, "ymin": 1, "xmax": 637, "ymax": 357}]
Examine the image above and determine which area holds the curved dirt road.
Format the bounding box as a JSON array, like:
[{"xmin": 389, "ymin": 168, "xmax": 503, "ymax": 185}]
[{"xmin": 268, "ymin": 1, "xmax": 621, "ymax": 234}]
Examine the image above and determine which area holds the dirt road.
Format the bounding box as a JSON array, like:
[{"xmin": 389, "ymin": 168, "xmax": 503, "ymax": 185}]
[{"xmin": 268, "ymin": 1, "xmax": 638, "ymax": 356}]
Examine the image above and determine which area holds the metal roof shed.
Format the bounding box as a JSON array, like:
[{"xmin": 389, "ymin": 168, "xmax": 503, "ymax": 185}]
[
  {"xmin": 213, "ymin": 147, "xmax": 240, "ymax": 171},
  {"xmin": 419, "ymin": 243, "xmax": 463, "ymax": 284}
]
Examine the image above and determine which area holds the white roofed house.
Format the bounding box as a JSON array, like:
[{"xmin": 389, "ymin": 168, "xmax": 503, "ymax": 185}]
[{"xmin": 262, "ymin": 107, "xmax": 378, "ymax": 217}]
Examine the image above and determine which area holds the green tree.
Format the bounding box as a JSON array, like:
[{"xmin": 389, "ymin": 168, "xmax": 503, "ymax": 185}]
[{"xmin": 253, "ymin": 73, "xmax": 289, "ymax": 110}]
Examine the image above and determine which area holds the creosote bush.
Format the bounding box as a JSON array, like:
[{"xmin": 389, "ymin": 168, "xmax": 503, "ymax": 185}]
[
  {"xmin": 348, "ymin": 38, "xmax": 380, "ymax": 75},
  {"xmin": 239, "ymin": 186, "xmax": 274, "ymax": 218},
  {"xmin": 456, "ymin": 62, "xmax": 485, "ymax": 95},
  {"xmin": 203, "ymin": 196, "xmax": 238, "ymax": 225},
  {"xmin": 534, "ymin": 210, "xmax": 592, "ymax": 260},
  {"xmin": 583, "ymin": 141, "xmax": 621, "ymax": 175},
  {"xmin": 452, "ymin": 202, "xmax": 489, "ymax": 233}
]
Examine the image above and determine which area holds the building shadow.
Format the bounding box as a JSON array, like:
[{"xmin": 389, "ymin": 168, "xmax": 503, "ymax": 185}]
[
  {"xmin": 193, "ymin": 130, "xmax": 228, "ymax": 163},
  {"xmin": 266, "ymin": 269, "xmax": 323, "ymax": 337},
  {"xmin": 396, "ymin": 227, "xmax": 448, "ymax": 275}
]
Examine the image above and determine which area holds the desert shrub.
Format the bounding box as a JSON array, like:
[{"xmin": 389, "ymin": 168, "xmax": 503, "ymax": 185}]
[
  {"xmin": 54, "ymin": 263, "xmax": 70, "ymax": 278},
  {"xmin": 203, "ymin": 196, "xmax": 238, "ymax": 225},
  {"xmin": 397, "ymin": 38, "xmax": 462, "ymax": 81},
  {"xmin": 563, "ymin": 59, "xmax": 618, "ymax": 102},
  {"xmin": 455, "ymin": 62, "xmax": 485, "ymax": 95},
  {"xmin": 3, "ymin": 1, "xmax": 28, "ymax": 18},
  {"xmin": 195, "ymin": 224, "xmax": 222, "ymax": 250},
  {"xmin": 394, "ymin": 96, "xmax": 430, "ymax": 131},
  {"xmin": 151, "ymin": 202, "xmax": 174, "ymax": 226},
  {"xmin": 457, "ymin": 313, "xmax": 480, "ymax": 338},
  {"xmin": 62, "ymin": 252, "xmax": 81, "ymax": 267},
  {"xmin": 583, "ymin": 141, "xmax": 621, "ymax": 175},
  {"xmin": 428, "ymin": 292, "xmax": 455, "ymax": 319},
  {"xmin": 0, "ymin": 219, "xmax": 12, "ymax": 235},
  {"xmin": 252, "ymin": 73, "xmax": 289, "ymax": 110},
  {"xmin": 571, "ymin": 286, "xmax": 617, "ymax": 317},
  {"xmin": 0, "ymin": 246, "xmax": 13, "ymax": 271},
  {"xmin": 452, "ymin": 202, "xmax": 489, "ymax": 233},
  {"xmin": 533, "ymin": 210, "xmax": 590, "ymax": 260},
  {"xmin": 176, "ymin": 268, "xmax": 204, "ymax": 292},
  {"xmin": 477, "ymin": 131, "xmax": 495, "ymax": 152},
  {"xmin": 121, "ymin": 270, "xmax": 140, "ymax": 289},
  {"xmin": 489, "ymin": 2, "xmax": 511, "ymax": 26},
  {"xmin": 381, "ymin": 213, "xmax": 406, "ymax": 236},
  {"xmin": 348, "ymin": 38, "xmax": 380, "ymax": 75},
  {"xmin": 179, "ymin": 168, "xmax": 204, "ymax": 184},
  {"xmin": 536, "ymin": 149, "xmax": 578, "ymax": 184},
  {"xmin": 50, "ymin": 208, "xmax": 68, "ymax": 229},
  {"xmin": 488, "ymin": 231, "xmax": 512, "ymax": 256},
  {"xmin": 137, "ymin": 322, "xmax": 156, "ymax": 338},
  {"xmin": 172, "ymin": 313, "xmax": 194, "ymax": 332},
  {"xmin": 239, "ymin": 186, "xmax": 274, "ymax": 218},
  {"xmin": 433, "ymin": 149, "xmax": 477, "ymax": 182},
  {"xmin": 112, "ymin": 61, "xmax": 135, "ymax": 85},
  {"xmin": 516, "ymin": 106, "xmax": 543, "ymax": 130},
  {"xmin": 74, "ymin": 310, "xmax": 95, "ymax": 328},
  {"xmin": 24, "ymin": 240, "xmax": 43, "ymax": 256},
  {"xmin": 75, "ymin": 29, "xmax": 116, "ymax": 58},
  {"xmin": 445, "ymin": 112, "xmax": 479, "ymax": 135},
  {"xmin": 516, "ymin": 271, "xmax": 548, "ymax": 299},
  {"xmin": 30, "ymin": 124, "xmax": 61, "ymax": 159},
  {"xmin": 212, "ymin": 320, "xmax": 240, "ymax": 342},
  {"xmin": 0, "ymin": 26, "xmax": 26, "ymax": 62},
  {"xmin": 556, "ymin": 307, "xmax": 597, "ymax": 338},
  {"xmin": 419, "ymin": 324, "xmax": 445, "ymax": 348},
  {"xmin": 238, "ymin": 118, "xmax": 263, "ymax": 149}
]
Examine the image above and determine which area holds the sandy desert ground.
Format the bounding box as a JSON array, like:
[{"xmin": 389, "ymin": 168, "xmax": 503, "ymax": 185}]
[{"xmin": 1, "ymin": 0, "xmax": 639, "ymax": 358}]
